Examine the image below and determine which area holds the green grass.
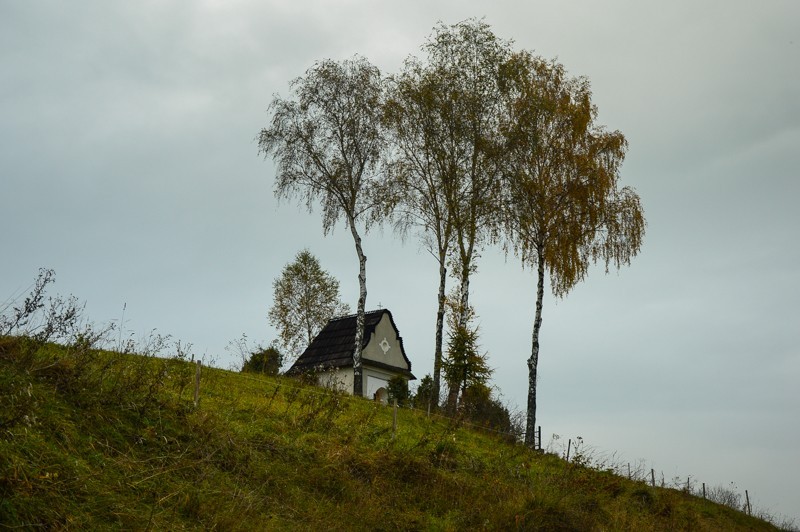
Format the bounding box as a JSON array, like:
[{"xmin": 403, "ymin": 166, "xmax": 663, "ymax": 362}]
[{"xmin": 0, "ymin": 335, "xmax": 783, "ymax": 530}]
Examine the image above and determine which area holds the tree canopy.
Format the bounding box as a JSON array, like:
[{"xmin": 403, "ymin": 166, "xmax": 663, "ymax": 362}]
[
  {"xmin": 268, "ymin": 249, "xmax": 349, "ymax": 363},
  {"xmin": 421, "ymin": 20, "xmax": 511, "ymax": 329},
  {"xmin": 259, "ymin": 57, "xmax": 387, "ymax": 234}
]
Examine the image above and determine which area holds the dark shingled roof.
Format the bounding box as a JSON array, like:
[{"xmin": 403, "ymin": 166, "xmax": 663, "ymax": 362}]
[{"xmin": 287, "ymin": 309, "xmax": 414, "ymax": 379}]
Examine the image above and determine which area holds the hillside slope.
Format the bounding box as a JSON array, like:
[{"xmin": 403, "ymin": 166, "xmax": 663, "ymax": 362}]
[{"xmin": 0, "ymin": 336, "xmax": 781, "ymax": 530}]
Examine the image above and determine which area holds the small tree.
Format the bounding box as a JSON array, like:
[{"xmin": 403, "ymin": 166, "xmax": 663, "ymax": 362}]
[
  {"xmin": 386, "ymin": 375, "xmax": 409, "ymax": 407},
  {"xmin": 259, "ymin": 56, "xmax": 388, "ymax": 396},
  {"xmin": 442, "ymin": 294, "xmax": 491, "ymax": 413},
  {"xmin": 411, "ymin": 374, "xmax": 435, "ymax": 410},
  {"xmin": 268, "ymin": 249, "xmax": 348, "ymax": 363}
]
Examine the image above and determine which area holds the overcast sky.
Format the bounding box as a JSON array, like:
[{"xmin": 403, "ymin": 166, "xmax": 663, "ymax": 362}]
[{"xmin": 2, "ymin": 0, "xmax": 798, "ymax": 522}]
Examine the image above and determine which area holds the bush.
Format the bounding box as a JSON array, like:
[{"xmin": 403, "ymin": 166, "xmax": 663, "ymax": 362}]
[
  {"xmin": 412, "ymin": 374, "xmax": 435, "ymax": 410},
  {"xmin": 460, "ymin": 383, "xmax": 514, "ymax": 435},
  {"xmin": 227, "ymin": 334, "xmax": 283, "ymax": 376},
  {"xmin": 241, "ymin": 346, "xmax": 283, "ymax": 376},
  {"xmin": 387, "ymin": 375, "xmax": 409, "ymax": 406}
]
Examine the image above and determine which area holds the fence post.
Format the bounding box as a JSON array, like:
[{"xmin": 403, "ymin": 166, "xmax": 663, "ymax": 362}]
[
  {"xmin": 627, "ymin": 463, "xmax": 631, "ymax": 480},
  {"xmin": 193, "ymin": 360, "xmax": 201, "ymax": 407},
  {"xmin": 392, "ymin": 399, "xmax": 398, "ymax": 440},
  {"xmin": 566, "ymin": 439, "xmax": 571, "ymax": 462},
  {"xmin": 537, "ymin": 426, "xmax": 541, "ymax": 450},
  {"xmin": 650, "ymin": 469, "xmax": 655, "ymax": 487},
  {"xmin": 702, "ymin": 482, "xmax": 706, "ymax": 499},
  {"xmin": 745, "ymin": 490, "xmax": 751, "ymax": 515}
]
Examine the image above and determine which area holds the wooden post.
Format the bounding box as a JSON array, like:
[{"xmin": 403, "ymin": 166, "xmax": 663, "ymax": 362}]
[
  {"xmin": 537, "ymin": 426, "xmax": 541, "ymax": 450},
  {"xmin": 650, "ymin": 469, "xmax": 655, "ymax": 487},
  {"xmin": 745, "ymin": 490, "xmax": 751, "ymax": 515},
  {"xmin": 193, "ymin": 360, "xmax": 201, "ymax": 407},
  {"xmin": 702, "ymin": 482, "xmax": 706, "ymax": 499},
  {"xmin": 566, "ymin": 439, "xmax": 571, "ymax": 462},
  {"xmin": 686, "ymin": 477, "xmax": 690, "ymax": 492},
  {"xmin": 392, "ymin": 399, "xmax": 398, "ymax": 439},
  {"xmin": 627, "ymin": 463, "xmax": 631, "ymax": 480}
]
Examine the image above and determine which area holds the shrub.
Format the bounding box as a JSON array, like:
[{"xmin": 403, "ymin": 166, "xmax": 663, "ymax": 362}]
[
  {"xmin": 387, "ymin": 375, "xmax": 409, "ymax": 406},
  {"xmin": 412, "ymin": 374, "xmax": 435, "ymax": 410},
  {"xmin": 241, "ymin": 346, "xmax": 283, "ymax": 376},
  {"xmin": 460, "ymin": 383, "xmax": 515, "ymax": 435}
]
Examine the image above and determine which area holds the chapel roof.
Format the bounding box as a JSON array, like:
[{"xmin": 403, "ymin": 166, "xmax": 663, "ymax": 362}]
[{"xmin": 286, "ymin": 309, "xmax": 414, "ymax": 378}]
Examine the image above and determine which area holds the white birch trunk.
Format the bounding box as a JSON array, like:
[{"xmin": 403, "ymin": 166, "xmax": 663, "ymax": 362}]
[
  {"xmin": 349, "ymin": 218, "xmax": 367, "ymax": 397},
  {"xmin": 458, "ymin": 256, "xmax": 471, "ymax": 329},
  {"xmin": 525, "ymin": 249, "xmax": 545, "ymax": 448},
  {"xmin": 431, "ymin": 257, "xmax": 447, "ymax": 410}
]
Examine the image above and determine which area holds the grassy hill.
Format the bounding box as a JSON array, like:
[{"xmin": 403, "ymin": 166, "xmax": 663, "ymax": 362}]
[{"xmin": 0, "ymin": 335, "xmax": 784, "ymax": 530}]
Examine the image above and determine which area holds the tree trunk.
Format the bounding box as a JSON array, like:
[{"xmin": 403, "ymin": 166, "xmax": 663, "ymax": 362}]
[
  {"xmin": 445, "ymin": 382, "xmax": 459, "ymax": 414},
  {"xmin": 456, "ymin": 227, "xmax": 476, "ymax": 329},
  {"xmin": 525, "ymin": 249, "xmax": 545, "ymax": 448},
  {"xmin": 431, "ymin": 257, "xmax": 447, "ymax": 411},
  {"xmin": 449, "ymin": 248, "xmax": 472, "ymax": 411},
  {"xmin": 305, "ymin": 310, "xmax": 314, "ymax": 347},
  {"xmin": 458, "ymin": 261, "xmax": 471, "ymax": 328},
  {"xmin": 349, "ymin": 218, "xmax": 367, "ymax": 397}
]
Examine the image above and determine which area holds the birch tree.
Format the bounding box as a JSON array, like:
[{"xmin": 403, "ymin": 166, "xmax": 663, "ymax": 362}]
[
  {"xmin": 499, "ymin": 51, "xmax": 646, "ymax": 447},
  {"xmin": 421, "ymin": 19, "xmax": 510, "ymax": 330},
  {"xmin": 383, "ymin": 20, "xmax": 510, "ymax": 406},
  {"xmin": 268, "ymin": 249, "xmax": 349, "ymax": 363},
  {"xmin": 258, "ymin": 57, "xmax": 387, "ymax": 397},
  {"xmin": 384, "ymin": 58, "xmax": 455, "ymax": 409}
]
